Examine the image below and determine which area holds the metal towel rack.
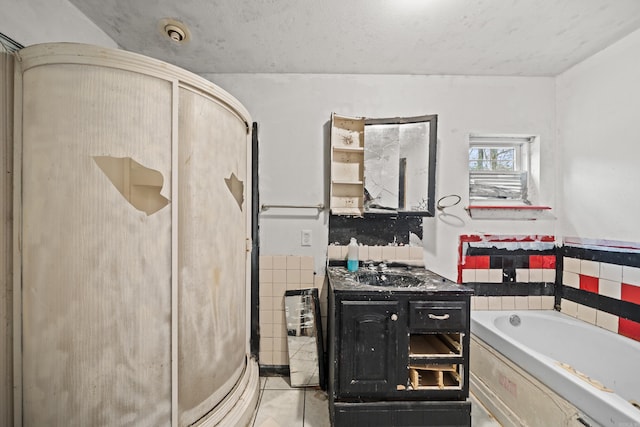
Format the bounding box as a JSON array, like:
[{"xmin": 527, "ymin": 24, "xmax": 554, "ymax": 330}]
[{"xmin": 260, "ymin": 203, "xmax": 324, "ymax": 212}]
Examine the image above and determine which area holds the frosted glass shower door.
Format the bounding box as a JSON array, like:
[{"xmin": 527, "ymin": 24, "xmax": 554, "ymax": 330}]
[{"xmin": 19, "ymin": 64, "xmax": 173, "ymax": 426}]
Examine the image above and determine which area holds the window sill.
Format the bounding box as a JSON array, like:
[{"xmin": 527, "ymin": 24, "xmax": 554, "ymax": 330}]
[{"xmin": 465, "ymin": 205, "xmax": 553, "ymax": 220}]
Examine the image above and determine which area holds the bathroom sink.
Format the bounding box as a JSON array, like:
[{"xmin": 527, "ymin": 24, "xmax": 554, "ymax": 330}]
[{"xmin": 354, "ymin": 271, "xmax": 423, "ymax": 287}]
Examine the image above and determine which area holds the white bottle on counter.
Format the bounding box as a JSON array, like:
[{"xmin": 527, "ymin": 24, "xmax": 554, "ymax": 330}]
[{"xmin": 347, "ymin": 237, "xmax": 359, "ymax": 272}]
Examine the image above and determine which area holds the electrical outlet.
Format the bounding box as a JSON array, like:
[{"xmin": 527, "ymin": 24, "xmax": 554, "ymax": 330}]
[{"xmin": 301, "ymin": 229, "xmax": 312, "ymax": 246}]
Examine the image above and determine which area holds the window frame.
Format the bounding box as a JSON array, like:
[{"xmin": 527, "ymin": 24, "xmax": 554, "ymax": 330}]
[{"xmin": 468, "ymin": 134, "xmax": 534, "ymax": 204}]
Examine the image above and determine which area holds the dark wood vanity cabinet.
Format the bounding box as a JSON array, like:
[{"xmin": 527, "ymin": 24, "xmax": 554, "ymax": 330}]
[{"xmin": 328, "ymin": 268, "xmax": 473, "ymax": 426}]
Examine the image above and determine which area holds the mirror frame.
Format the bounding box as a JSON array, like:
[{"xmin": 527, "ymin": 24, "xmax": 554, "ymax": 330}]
[
  {"xmin": 283, "ymin": 288, "xmax": 326, "ymax": 389},
  {"xmin": 363, "ymin": 114, "xmax": 438, "ymax": 217}
]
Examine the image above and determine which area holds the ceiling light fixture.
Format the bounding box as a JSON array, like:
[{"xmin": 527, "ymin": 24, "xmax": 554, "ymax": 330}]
[{"xmin": 158, "ymin": 18, "xmax": 191, "ymax": 44}]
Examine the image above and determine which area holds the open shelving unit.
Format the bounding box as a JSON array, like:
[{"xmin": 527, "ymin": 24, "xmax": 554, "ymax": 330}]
[
  {"xmin": 408, "ymin": 333, "xmax": 464, "ymax": 390},
  {"xmin": 330, "ymin": 113, "xmax": 365, "ymax": 216}
]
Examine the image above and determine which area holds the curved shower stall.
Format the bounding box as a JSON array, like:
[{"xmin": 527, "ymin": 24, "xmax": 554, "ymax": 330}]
[{"xmin": 10, "ymin": 43, "xmax": 258, "ymax": 426}]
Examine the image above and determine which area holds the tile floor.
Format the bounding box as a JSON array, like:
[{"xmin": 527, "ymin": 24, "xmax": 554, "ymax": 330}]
[{"xmin": 251, "ymin": 376, "xmax": 501, "ymax": 427}]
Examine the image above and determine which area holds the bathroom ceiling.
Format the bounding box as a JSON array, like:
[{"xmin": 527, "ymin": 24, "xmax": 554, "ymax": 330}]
[{"xmin": 68, "ymin": 0, "xmax": 640, "ymax": 76}]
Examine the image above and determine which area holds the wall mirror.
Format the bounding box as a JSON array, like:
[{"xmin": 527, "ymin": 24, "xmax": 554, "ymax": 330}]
[
  {"xmin": 330, "ymin": 114, "xmax": 437, "ymax": 217},
  {"xmin": 284, "ymin": 289, "xmax": 325, "ymax": 389}
]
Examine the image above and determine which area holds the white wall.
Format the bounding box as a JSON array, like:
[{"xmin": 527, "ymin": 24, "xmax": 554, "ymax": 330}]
[
  {"xmin": 204, "ymin": 73, "xmax": 558, "ymax": 279},
  {"xmin": 556, "ymin": 28, "xmax": 640, "ymax": 244},
  {"xmin": 0, "ymin": 0, "xmax": 116, "ymax": 48}
]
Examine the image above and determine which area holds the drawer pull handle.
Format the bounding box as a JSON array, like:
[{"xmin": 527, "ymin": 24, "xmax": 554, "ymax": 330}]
[
  {"xmin": 428, "ymin": 313, "xmax": 450, "ymax": 320},
  {"xmin": 391, "ymin": 313, "xmax": 398, "ymax": 321}
]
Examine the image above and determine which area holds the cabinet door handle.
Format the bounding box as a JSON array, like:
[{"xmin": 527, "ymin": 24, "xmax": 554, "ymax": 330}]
[
  {"xmin": 428, "ymin": 313, "xmax": 450, "ymax": 320},
  {"xmin": 390, "ymin": 313, "xmax": 398, "ymax": 321}
]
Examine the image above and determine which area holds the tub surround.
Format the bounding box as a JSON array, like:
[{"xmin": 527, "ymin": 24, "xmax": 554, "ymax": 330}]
[
  {"xmin": 459, "ymin": 235, "xmax": 557, "ymax": 298},
  {"xmin": 559, "ymin": 242, "xmax": 640, "ymax": 342}
]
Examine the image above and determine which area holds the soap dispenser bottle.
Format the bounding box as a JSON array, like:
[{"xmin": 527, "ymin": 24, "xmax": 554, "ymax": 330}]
[{"xmin": 347, "ymin": 237, "xmax": 359, "ymax": 272}]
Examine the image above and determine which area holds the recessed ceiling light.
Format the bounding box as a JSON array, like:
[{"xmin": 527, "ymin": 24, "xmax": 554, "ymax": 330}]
[{"xmin": 158, "ymin": 18, "xmax": 190, "ymax": 44}]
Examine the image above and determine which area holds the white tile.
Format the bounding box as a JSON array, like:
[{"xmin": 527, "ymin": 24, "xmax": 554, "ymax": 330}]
[
  {"xmin": 474, "ymin": 297, "xmax": 489, "ymax": 310},
  {"xmin": 286, "ymin": 270, "xmax": 301, "ymax": 284},
  {"xmin": 516, "ymin": 269, "xmax": 529, "ymax": 282},
  {"xmin": 326, "ymin": 245, "xmax": 342, "ymax": 260},
  {"xmin": 541, "ymin": 296, "xmax": 555, "ymax": 310},
  {"xmin": 287, "ymin": 256, "xmax": 301, "ymax": 270},
  {"xmin": 396, "ymin": 246, "xmax": 410, "ymax": 260},
  {"xmin": 489, "ymin": 269, "xmax": 503, "ymax": 283},
  {"xmin": 576, "ymin": 304, "xmax": 597, "ymax": 324},
  {"xmin": 300, "ymin": 256, "xmax": 314, "ymax": 270},
  {"xmin": 368, "ymin": 246, "xmax": 383, "ymax": 261},
  {"xmin": 501, "ymin": 296, "xmax": 515, "ymax": 310},
  {"xmin": 300, "ymin": 270, "xmax": 314, "ymax": 285},
  {"xmin": 598, "ymin": 278, "xmax": 621, "ymax": 299},
  {"xmin": 596, "ymin": 310, "xmax": 619, "ymax": 333},
  {"xmin": 273, "ymin": 270, "xmax": 287, "ymax": 284},
  {"xmin": 273, "ymin": 256, "xmax": 287, "ymax": 270},
  {"xmin": 528, "ymin": 296, "xmax": 542, "ymax": 310},
  {"xmin": 260, "ymin": 255, "xmax": 273, "ymax": 270},
  {"xmin": 304, "ymin": 389, "xmax": 331, "ymax": 427},
  {"xmin": 600, "ymin": 263, "xmax": 622, "ymax": 282},
  {"xmin": 560, "ymin": 299, "xmax": 578, "ymax": 317},
  {"xmin": 476, "ymin": 269, "xmax": 489, "ymax": 282},
  {"xmin": 563, "ymin": 271, "xmax": 580, "ymax": 288},
  {"xmin": 461, "ymin": 269, "xmax": 476, "ymax": 283},
  {"xmin": 529, "ymin": 269, "xmax": 543, "ymax": 282},
  {"xmin": 253, "ymin": 389, "xmax": 304, "ymax": 427},
  {"xmin": 470, "ymin": 297, "xmax": 476, "ymax": 310},
  {"xmin": 623, "ymin": 266, "xmax": 640, "ymax": 286},
  {"xmin": 274, "ymin": 351, "xmax": 290, "ymax": 365},
  {"xmin": 410, "ymin": 247, "xmax": 424, "ymax": 260},
  {"xmin": 260, "ymin": 296, "xmax": 274, "ymax": 310},
  {"xmin": 580, "ymin": 259, "xmax": 600, "ymax": 277},
  {"xmin": 273, "ymin": 282, "xmax": 287, "ymax": 298},
  {"xmin": 563, "ymin": 257, "xmax": 581, "ymax": 274},
  {"xmin": 382, "ymin": 246, "xmax": 397, "ymax": 261},
  {"xmin": 515, "ymin": 296, "xmax": 529, "ymax": 310},
  {"xmin": 260, "ymin": 269, "xmax": 273, "ymax": 284},
  {"xmin": 358, "ymin": 246, "xmax": 369, "ymax": 261},
  {"xmin": 261, "ymin": 337, "xmax": 275, "ymax": 352},
  {"xmin": 259, "ymin": 351, "xmax": 274, "ymax": 365},
  {"xmin": 488, "ymin": 297, "xmax": 502, "ymax": 310},
  {"xmin": 542, "ymin": 269, "xmax": 556, "ymax": 283}
]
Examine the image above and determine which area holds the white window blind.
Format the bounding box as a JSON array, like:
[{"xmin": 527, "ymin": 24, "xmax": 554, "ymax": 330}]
[{"xmin": 469, "ymin": 135, "xmax": 533, "ymax": 203}]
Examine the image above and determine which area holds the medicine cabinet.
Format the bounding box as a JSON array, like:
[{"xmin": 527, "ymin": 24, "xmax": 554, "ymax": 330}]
[{"xmin": 330, "ymin": 113, "xmax": 437, "ymax": 217}]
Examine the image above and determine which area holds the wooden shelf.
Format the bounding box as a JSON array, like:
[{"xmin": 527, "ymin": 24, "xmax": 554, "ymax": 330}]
[
  {"xmin": 409, "ymin": 364, "xmax": 461, "ymax": 390},
  {"xmin": 330, "ymin": 113, "xmax": 366, "ymax": 214},
  {"xmin": 409, "ymin": 334, "xmax": 461, "ymax": 357}
]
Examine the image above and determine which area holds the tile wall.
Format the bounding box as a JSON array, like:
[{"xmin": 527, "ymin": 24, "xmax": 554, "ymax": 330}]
[
  {"xmin": 258, "ymin": 255, "xmax": 326, "ymax": 366},
  {"xmin": 560, "ymin": 244, "xmax": 640, "ymax": 342},
  {"xmin": 327, "ymin": 244, "xmax": 425, "ymax": 264},
  {"xmin": 459, "ymin": 235, "xmax": 556, "ymax": 311}
]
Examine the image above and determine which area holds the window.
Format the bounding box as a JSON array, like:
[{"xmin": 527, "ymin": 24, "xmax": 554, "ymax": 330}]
[{"xmin": 469, "ymin": 134, "xmax": 534, "ymax": 203}]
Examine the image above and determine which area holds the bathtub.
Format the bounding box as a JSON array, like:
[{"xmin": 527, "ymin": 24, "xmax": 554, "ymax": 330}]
[{"xmin": 470, "ymin": 310, "xmax": 640, "ymax": 427}]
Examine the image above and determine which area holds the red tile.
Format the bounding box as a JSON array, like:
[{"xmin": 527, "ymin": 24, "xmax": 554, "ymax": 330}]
[
  {"xmin": 542, "ymin": 255, "xmax": 556, "ymax": 269},
  {"xmin": 621, "ymin": 283, "xmax": 640, "ymax": 304},
  {"xmin": 461, "ymin": 256, "xmax": 476, "ymax": 269},
  {"xmin": 579, "ymin": 274, "xmax": 599, "ymax": 293},
  {"xmin": 475, "ymin": 256, "xmax": 490, "ymax": 269},
  {"xmin": 619, "ymin": 318, "xmax": 640, "ymax": 342},
  {"xmin": 529, "ymin": 255, "xmax": 543, "ymax": 268}
]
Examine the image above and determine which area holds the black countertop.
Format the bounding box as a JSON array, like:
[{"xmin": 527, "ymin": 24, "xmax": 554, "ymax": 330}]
[{"xmin": 327, "ymin": 265, "xmax": 474, "ymax": 295}]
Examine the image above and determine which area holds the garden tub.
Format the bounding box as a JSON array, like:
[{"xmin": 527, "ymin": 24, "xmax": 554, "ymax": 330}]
[{"xmin": 470, "ymin": 310, "xmax": 640, "ymax": 427}]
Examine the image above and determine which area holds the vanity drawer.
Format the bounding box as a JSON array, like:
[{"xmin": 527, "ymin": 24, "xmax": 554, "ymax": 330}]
[{"xmin": 409, "ymin": 301, "xmax": 466, "ymax": 331}]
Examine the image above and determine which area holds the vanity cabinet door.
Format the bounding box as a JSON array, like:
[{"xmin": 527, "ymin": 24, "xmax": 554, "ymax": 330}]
[{"xmin": 338, "ymin": 300, "xmax": 402, "ymax": 396}]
